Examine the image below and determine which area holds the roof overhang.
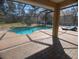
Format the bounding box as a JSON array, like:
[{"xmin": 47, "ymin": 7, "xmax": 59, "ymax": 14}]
[{"xmin": 17, "ymin": 0, "xmax": 77, "ymax": 9}]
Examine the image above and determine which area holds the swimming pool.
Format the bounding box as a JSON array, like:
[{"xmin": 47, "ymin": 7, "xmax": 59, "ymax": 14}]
[{"xmin": 9, "ymin": 26, "xmax": 51, "ymax": 34}]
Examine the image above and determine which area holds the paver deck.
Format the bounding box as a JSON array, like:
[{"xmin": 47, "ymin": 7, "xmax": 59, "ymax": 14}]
[{"xmin": 0, "ymin": 28, "xmax": 78, "ymax": 59}]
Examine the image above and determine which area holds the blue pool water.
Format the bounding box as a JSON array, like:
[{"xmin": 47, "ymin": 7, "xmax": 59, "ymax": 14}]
[{"xmin": 9, "ymin": 26, "xmax": 51, "ymax": 34}]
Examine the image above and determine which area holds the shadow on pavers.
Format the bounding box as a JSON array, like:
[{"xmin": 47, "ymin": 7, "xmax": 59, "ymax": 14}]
[{"xmin": 25, "ymin": 35, "xmax": 71, "ymax": 59}]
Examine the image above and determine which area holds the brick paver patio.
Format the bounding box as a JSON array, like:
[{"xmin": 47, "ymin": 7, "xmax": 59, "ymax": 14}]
[{"xmin": 0, "ymin": 28, "xmax": 78, "ymax": 59}]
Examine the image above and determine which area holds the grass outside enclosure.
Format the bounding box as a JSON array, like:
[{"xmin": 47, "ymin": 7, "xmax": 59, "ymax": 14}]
[
  {"xmin": 0, "ymin": 22, "xmax": 27, "ymax": 30},
  {"xmin": 0, "ymin": 22, "xmax": 52, "ymax": 30}
]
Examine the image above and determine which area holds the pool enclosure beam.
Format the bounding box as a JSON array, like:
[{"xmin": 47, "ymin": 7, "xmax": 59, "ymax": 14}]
[{"xmin": 53, "ymin": 7, "xmax": 60, "ymax": 38}]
